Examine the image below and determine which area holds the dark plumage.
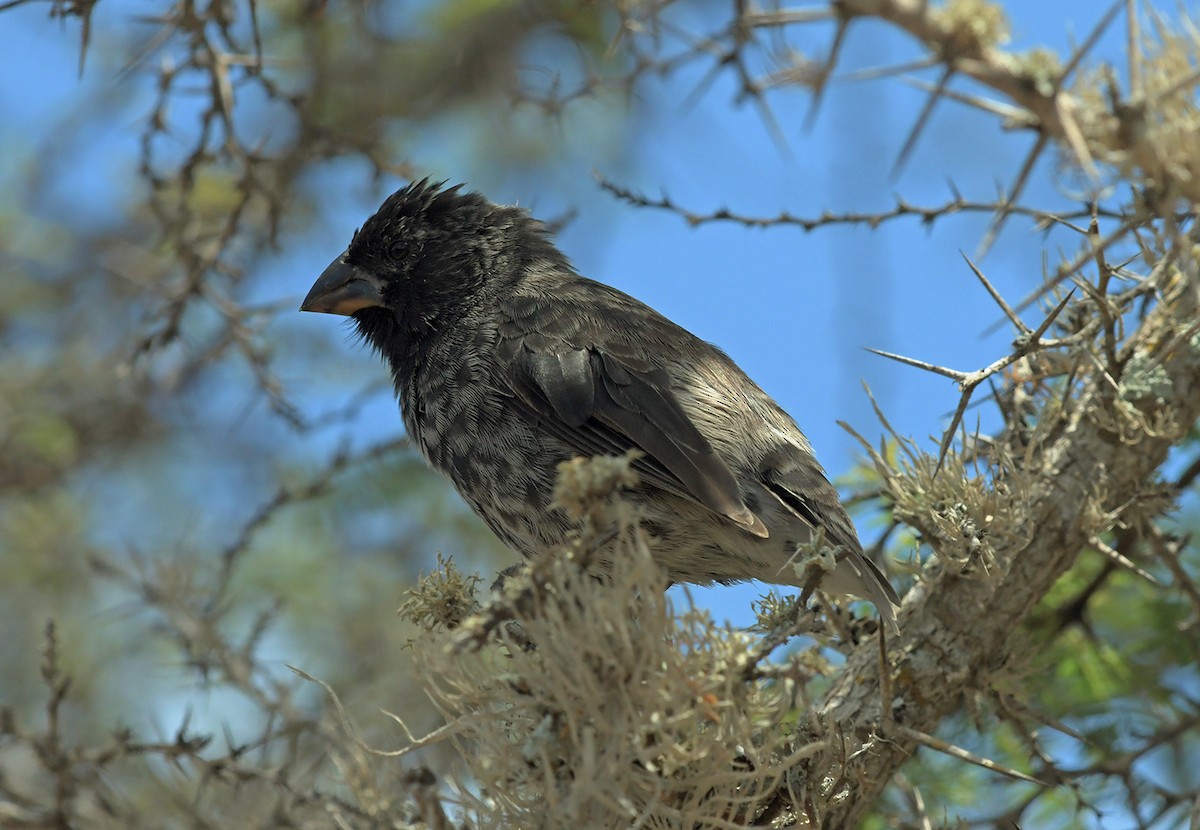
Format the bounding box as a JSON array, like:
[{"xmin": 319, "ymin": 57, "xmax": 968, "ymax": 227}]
[{"xmin": 301, "ymin": 179, "xmax": 901, "ymax": 634}]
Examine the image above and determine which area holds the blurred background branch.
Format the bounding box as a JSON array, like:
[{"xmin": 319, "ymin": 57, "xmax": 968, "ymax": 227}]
[{"xmin": 0, "ymin": 0, "xmax": 1197, "ymax": 827}]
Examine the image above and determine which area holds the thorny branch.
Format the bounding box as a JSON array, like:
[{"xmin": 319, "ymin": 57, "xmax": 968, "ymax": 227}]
[
  {"xmin": 2, "ymin": 0, "xmax": 1199, "ymax": 828},
  {"xmin": 595, "ymin": 172, "xmax": 1135, "ymax": 232}
]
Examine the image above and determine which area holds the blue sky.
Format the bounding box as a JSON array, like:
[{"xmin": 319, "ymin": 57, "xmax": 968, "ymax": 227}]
[
  {"xmin": 0, "ymin": 1, "xmax": 1146, "ymax": 629},
  {"xmin": 5, "ymin": 7, "xmax": 1197, "ymax": 825}
]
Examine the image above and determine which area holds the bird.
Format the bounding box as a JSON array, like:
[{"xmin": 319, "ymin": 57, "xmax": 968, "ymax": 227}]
[{"xmin": 300, "ymin": 179, "xmax": 901, "ymax": 635}]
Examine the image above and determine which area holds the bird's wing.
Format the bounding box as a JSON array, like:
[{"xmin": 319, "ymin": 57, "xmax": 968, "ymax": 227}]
[
  {"xmin": 759, "ymin": 458, "xmax": 859, "ymax": 550},
  {"xmin": 763, "ymin": 464, "xmax": 902, "ymax": 613},
  {"xmin": 499, "ymin": 319, "xmax": 768, "ymax": 539}
]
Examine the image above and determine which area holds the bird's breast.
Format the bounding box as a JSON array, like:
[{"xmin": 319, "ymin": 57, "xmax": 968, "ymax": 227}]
[{"xmin": 402, "ymin": 343, "xmax": 566, "ymax": 556}]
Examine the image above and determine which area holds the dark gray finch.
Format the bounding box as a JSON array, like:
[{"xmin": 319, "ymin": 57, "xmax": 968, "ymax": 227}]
[{"xmin": 301, "ymin": 179, "xmax": 901, "ymax": 634}]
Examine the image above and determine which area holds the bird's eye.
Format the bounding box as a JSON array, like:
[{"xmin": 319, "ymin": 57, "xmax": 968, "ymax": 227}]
[{"xmin": 389, "ymin": 241, "xmax": 410, "ymax": 261}]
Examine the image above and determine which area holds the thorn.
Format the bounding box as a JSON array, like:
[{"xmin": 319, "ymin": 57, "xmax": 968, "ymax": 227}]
[
  {"xmin": 804, "ymin": 16, "xmax": 851, "ymax": 131},
  {"xmin": 935, "ymin": 388, "xmax": 976, "ymax": 474},
  {"xmin": 865, "ymin": 348, "xmax": 968, "ymax": 381},
  {"xmin": 1058, "ymin": 1, "xmax": 1124, "ymax": 85},
  {"xmin": 901, "ymin": 77, "xmax": 1031, "ymax": 124},
  {"xmin": 997, "ymin": 694, "xmax": 1092, "ymax": 744},
  {"xmin": 1090, "ymin": 537, "xmax": 1162, "ymax": 586},
  {"xmin": 977, "ymin": 134, "xmax": 1049, "ymax": 259},
  {"xmin": 892, "ymin": 65, "xmax": 955, "ymax": 179},
  {"xmin": 893, "ymin": 723, "xmax": 1051, "ymax": 787},
  {"xmin": 859, "ymin": 381, "xmax": 918, "ymax": 464},
  {"xmin": 837, "ymin": 55, "xmax": 941, "ymax": 84},
  {"xmin": 1028, "ymin": 288, "xmax": 1076, "ymax": 343},
  {"xmin": 961, "ymin": 252, "xmax": 1031, "ymax": 334},
  {"xmin": 1056, "ymin": 96, "xmax": 1099, "ymax": 180}
]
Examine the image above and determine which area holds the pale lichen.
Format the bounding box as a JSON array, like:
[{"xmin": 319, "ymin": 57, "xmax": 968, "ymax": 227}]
[
  {"xmin": 398, "ymin": 455, "xmax": 837, "ymax": 828},
  {"xmin": 930, "ymin": 0, "xmax": 1011, "ymax": 55}
]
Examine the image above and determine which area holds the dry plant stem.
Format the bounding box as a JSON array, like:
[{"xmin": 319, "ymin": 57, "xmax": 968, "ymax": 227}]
[
  {"xmin": 891, "ymin": 723, "xmax": 1048, "ymax": 787},
  {"xmin": 832, "ymin": 0, "xmax": 1110, "ymax": 142},
  {"xmin": 595, "ymin": 173, "xmax": 1129, "ymax": 232},
  {"xmin": 868, "ymin": 282, "xmax": 1074, "ymax": 470},
  {"xmin": 817, "ymin": 278, "xmax": 1200, "ymax": 827}
]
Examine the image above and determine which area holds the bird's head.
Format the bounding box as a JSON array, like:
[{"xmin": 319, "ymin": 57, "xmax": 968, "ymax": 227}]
[{"xmin": 301, "ymin": 178, "xmax": 542, "ymax": 360}]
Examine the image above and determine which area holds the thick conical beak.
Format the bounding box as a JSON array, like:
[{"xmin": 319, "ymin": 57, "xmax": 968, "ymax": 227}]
[{"xmin": 300, "ymin": 255, "xmax": 385, "ymax": 316}]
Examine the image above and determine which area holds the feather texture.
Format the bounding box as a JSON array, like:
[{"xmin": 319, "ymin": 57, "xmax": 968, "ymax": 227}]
[{"xmin": 303, "ymin": 179, "xmax": 902, "ymax": 634}]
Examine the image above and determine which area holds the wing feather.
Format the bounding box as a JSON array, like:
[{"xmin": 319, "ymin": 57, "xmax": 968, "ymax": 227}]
[{"xmin": 505, "ymin": 333, "xmax": 767, "ymax": 538}]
